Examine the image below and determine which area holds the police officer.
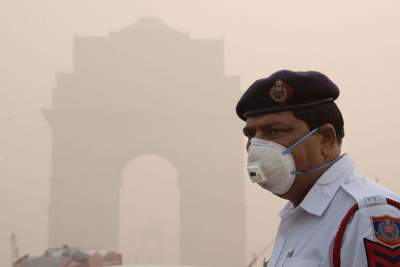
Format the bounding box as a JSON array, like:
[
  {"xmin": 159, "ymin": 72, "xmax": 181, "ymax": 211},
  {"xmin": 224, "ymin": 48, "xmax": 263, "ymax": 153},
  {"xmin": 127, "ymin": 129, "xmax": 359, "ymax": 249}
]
[{"xmin": 236, "ymin": 70, "xmax": 400, "ymax": 267}]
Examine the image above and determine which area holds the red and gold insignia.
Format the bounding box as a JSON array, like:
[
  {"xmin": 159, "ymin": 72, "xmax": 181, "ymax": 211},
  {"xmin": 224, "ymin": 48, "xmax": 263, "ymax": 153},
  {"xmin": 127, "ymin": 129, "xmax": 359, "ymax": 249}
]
[
  {"xmin": 371, "ymin": 215, "xmax": 400, "ymax": 248},
  {"xmin": 269, "ymin": 80, "xmax": 293, "ymax": 103},
  {"xmin": 364, "ymin": 238, "xmax": 400, "ymax": 266}
]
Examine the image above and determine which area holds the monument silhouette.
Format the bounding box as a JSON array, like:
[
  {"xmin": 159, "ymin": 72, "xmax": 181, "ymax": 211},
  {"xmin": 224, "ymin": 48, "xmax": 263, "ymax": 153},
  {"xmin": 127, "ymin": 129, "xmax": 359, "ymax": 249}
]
[{"xmin": 45, "ymin": 17, "xmax": 245, "ymax": 267}]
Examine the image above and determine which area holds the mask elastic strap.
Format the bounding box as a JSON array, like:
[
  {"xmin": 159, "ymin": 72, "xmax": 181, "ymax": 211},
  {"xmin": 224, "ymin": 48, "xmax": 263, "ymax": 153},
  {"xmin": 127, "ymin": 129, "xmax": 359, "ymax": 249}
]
[
  {"xmin": 291, "ymin": 154, "xmax": 345, "ymax": 176},
  {"xmin": 282, "ymin": 127, "xmax": 320, "ymax": 155}
]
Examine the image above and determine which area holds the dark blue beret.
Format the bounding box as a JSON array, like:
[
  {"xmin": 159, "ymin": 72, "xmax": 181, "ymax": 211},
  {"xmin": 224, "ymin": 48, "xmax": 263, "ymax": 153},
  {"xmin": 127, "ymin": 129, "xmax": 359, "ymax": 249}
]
[{"xmin": 236, "ymin": 70, "xmax": 340, "ymax": 121}]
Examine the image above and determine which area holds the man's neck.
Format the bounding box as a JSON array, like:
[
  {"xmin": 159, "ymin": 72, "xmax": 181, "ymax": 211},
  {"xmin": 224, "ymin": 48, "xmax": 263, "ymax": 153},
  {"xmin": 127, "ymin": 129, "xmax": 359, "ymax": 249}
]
[
  {"xmin": 282, "ymin": 170, "xmax": 324, "ymax": 207},
  {"xmin": 285, "ymin": 152, "xmax": 342, "ymax": 206}
]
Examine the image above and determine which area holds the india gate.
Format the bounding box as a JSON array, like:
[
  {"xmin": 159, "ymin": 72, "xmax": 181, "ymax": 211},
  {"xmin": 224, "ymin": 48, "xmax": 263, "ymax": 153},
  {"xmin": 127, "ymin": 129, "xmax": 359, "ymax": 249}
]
[{"xmin": 45, "ymin": 17, "xmax": 245, "ymax": 267}]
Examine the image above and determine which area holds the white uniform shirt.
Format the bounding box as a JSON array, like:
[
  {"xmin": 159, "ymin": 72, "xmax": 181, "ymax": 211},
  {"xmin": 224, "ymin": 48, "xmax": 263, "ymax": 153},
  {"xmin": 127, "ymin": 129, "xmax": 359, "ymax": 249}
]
[{"xmin": 266, "ymin": 154, "xmax": 400, "ymax": 267}]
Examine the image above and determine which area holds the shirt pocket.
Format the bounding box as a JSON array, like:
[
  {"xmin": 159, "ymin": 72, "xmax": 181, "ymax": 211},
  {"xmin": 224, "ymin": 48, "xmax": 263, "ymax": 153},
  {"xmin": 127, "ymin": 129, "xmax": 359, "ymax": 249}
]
[{"xmin": 283, "ymin": 257, "xmax": 321, "ymax": 267}]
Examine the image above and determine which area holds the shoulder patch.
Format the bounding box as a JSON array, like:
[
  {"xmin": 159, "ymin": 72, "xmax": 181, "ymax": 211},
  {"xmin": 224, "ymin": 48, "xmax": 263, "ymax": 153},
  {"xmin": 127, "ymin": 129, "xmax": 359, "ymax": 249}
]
[
  {"xmin": 364, "ymin": 238, "xmax": 400, "ymax": 266},
  {"xmin": 333, "ymin": 198, "xmax": 400, "ymax": 267},
  {"xmin": 371, "ymin": 215, "xmax": 400, "ymax": 248}
]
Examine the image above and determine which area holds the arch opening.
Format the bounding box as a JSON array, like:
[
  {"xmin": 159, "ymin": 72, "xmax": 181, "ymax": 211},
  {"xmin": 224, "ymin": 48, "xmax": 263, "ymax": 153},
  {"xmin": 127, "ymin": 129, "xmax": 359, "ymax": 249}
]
[{"xmin": 119, "ymin": 154, "xmax": 180, "ymax": 265}]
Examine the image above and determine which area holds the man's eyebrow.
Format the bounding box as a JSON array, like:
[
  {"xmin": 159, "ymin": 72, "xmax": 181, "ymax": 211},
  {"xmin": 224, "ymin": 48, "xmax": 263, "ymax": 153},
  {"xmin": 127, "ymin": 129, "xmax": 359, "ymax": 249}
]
[
  {"xmin": 242, "ymin": 122, "xmax": 290, "ymax": 136},
  {"xmin": 259, "ymin": 122, "xmax": 290, "ymax": 131}
]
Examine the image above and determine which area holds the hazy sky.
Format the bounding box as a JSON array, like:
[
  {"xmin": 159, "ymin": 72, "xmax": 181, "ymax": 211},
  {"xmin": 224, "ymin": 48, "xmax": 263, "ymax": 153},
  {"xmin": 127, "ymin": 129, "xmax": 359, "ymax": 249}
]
[{"xmin": 2, "ymin": 0, "xmax": 400, "ymax": 266}]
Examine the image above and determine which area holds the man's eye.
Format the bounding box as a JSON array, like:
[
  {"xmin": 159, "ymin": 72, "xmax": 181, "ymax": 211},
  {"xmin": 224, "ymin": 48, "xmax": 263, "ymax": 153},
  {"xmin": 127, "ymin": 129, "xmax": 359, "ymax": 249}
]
[
  {"xmin": 269, "ymin": 129, "xmax": 281, "ymax": 134},
  {"xmin": 268, "ymin": 128, "xmax": 287, "ymax": 138}
]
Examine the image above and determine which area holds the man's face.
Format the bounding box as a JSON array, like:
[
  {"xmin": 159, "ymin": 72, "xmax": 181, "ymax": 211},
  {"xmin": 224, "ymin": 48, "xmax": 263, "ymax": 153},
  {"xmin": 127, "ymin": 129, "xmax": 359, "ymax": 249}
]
[{"xmin": 243, "ymin": 111, "xmax": 324, "ymax": 184}]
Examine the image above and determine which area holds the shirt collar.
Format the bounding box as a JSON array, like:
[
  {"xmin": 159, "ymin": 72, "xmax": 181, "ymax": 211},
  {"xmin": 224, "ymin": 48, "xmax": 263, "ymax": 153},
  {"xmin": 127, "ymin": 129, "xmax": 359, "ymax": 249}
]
[{"xmin": 279, "ymin": 153, "xmax": 355, "ymax": 218}]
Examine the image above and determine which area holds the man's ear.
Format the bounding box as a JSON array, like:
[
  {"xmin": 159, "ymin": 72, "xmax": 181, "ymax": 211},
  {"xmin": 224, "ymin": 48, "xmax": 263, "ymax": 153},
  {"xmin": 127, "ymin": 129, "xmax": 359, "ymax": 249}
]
[{"xmin": 318, "ymin": 124, "xmax": 338, "ymax": 157}]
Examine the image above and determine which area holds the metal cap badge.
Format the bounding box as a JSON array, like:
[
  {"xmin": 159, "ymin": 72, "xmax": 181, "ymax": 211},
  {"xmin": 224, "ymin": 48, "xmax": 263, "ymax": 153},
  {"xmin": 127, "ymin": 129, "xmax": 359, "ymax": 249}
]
[{"xmin": 269, "ymin": 80, "xmax": 292, "ymax": 103}]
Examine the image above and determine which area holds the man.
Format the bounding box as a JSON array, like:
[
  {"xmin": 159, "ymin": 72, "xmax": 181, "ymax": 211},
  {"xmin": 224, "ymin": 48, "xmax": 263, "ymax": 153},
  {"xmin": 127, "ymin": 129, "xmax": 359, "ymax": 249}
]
[{"xmin": 236, "ymin": 70, "xmax": 400, "ymax": 266}]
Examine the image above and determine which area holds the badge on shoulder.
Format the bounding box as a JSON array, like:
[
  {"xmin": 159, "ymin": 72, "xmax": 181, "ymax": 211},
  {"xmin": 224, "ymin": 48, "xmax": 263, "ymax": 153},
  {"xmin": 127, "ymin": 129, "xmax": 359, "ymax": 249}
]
[
  {"xmin": 371, "ymin": 215, "xmax": 400, "ymax": 248},
  {"xmin": 363, "ymin": 215, "xmax": 400, "ymax": 266}
]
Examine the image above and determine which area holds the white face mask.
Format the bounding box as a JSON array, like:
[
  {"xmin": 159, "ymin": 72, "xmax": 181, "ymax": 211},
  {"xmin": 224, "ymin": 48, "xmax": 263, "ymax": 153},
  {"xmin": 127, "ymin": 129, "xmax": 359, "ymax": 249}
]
[{"xmin": 247, "ymin": 128, "xmax": 323, "ymax": 195}]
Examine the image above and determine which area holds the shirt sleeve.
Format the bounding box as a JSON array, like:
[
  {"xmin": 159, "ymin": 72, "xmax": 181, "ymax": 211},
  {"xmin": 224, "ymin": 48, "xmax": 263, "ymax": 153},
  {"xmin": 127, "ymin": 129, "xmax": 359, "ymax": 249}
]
[{"xmin": 338, "ymin": 201, "xmax": 400, "ymax": 267}]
